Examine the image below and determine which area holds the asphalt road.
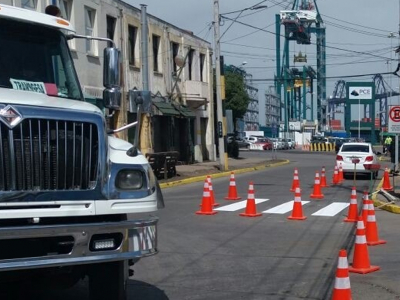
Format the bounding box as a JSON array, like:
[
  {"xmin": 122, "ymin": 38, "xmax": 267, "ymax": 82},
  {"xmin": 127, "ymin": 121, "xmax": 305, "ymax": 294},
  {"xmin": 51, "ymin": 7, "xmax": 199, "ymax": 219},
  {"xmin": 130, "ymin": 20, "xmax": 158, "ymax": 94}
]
[{"xmin": 8, "ymin": 150, "xmax": 400, "ymax": 300}]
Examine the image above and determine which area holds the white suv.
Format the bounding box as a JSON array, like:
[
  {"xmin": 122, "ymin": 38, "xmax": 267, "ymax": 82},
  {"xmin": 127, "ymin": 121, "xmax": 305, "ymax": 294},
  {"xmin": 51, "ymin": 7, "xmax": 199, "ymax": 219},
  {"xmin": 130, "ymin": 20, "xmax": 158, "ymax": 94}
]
[
  {"xmin": 286, "ymin": 138, "xmax": 296, "ymax": 149},
  {"xmin": 247, "ymin": 136, "xmax": 265, "ymax": 144}
]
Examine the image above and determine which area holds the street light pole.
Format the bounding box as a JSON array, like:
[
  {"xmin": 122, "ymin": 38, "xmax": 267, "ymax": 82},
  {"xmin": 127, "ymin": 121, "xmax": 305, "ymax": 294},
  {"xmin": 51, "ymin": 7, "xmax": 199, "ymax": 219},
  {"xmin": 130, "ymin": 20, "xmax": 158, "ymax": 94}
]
[
  {"xmin": 358, "ymin": 99, "xmax": 361, "ymax": 140},
  {"xmin": 213, "ymin": 0, "xmax": 227, "ymax": 171}
]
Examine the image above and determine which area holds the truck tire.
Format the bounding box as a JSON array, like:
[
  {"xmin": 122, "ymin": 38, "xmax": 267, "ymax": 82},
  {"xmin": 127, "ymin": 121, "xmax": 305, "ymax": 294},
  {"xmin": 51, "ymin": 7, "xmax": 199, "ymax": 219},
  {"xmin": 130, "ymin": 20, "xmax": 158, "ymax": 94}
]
[{"xmin": 89, "ymin": 261, "xmax": 127, "ymax": 300}]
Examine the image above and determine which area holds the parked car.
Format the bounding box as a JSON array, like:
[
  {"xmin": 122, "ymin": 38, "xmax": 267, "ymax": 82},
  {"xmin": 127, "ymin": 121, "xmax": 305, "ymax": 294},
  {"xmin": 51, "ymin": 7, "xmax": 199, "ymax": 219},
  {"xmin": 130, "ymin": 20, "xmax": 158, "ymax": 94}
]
[
  {"xmin": 336, "ymin": 142, "xmax": 380, "ymax": 179},
  {"xmin": 270, "ymin": 138, "xmax": 283, "ymax": 150},
  {"xmin": 333, "ymin": 138, "xmax": 351, "ymax": 153},
  {"xmin": 247, "ymin": 136, "xmax": 273, "ymax": 150},
  {"xmin": 235, "ymin": 138, "xmax": 251, "ymax": 149},
  {"xmin": 279, "ymin": 138, "xmax": 290, "ymax": 150},
  {"xmin": 286, "ymin": 138, "xmax": 296, "ymax": 149},
  {"xmin": 247, "ymin": 135, "xmax": 266, "ymax": 144},
  {"xmin": 259, "ymin": 138, "xmax": 273, "ymax": 150},
  {"xmin": 311, "ymin": 135, "xmax": 335, "ymax": 144}
]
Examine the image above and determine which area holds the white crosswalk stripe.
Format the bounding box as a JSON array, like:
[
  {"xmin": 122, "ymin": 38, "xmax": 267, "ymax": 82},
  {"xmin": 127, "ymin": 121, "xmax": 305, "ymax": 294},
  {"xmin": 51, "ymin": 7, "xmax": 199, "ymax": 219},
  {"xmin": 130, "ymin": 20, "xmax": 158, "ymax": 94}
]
[
  {"xmin": 214, "ymin": 200, "xmax": 350, "ymax": 217},
  {"xmin": 311, "ymin": 202, "xmax": 349, "ymax": 216},
  {"xmin": 262, "ymin": 201, "xmax": 310, "ymax": 214},
  {"xmin": 214, "ymin": 198, "xmax": 269, "ymax": 211}
]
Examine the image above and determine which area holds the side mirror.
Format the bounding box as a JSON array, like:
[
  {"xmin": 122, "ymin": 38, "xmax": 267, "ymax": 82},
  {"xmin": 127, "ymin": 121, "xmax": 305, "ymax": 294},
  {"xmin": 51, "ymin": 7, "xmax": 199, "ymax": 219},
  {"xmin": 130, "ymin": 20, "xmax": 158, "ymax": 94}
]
[
  {"xmin": 103, "ymin": 47, "xmax": 121, "ymax": 109},
  {"xmin": 103, "ymin": 87, "xmax": 121, "ymax": 110}
]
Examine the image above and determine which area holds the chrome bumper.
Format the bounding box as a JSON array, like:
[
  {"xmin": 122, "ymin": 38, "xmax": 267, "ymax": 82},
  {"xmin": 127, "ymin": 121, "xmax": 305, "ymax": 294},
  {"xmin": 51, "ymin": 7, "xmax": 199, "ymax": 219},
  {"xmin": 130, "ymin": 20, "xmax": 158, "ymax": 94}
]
[{"xmin": 0, "ymin": 217, "xmax": 158, "ymax": 271}]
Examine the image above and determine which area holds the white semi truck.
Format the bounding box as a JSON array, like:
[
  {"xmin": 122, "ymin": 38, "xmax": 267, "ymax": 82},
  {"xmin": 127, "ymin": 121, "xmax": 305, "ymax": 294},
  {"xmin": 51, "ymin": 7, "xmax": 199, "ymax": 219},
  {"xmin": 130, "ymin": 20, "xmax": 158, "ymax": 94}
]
[{"xmin": 0, "ymin": 4, "xmax": 163, "ymax": 299}]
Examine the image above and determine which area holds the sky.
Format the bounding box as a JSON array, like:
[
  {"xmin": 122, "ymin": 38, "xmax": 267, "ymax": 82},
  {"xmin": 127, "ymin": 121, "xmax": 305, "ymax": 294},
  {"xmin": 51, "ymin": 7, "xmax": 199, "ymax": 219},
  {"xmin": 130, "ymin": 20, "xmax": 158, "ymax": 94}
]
[{"xmin": 128, "ymin": 0, "xmax": 400, "ymax": 124}]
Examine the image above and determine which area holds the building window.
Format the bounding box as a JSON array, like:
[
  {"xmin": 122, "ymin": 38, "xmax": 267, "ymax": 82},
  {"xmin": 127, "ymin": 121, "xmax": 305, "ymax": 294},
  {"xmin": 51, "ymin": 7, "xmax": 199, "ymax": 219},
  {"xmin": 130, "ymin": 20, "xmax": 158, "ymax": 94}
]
[
  {"xmin": 152, "ymin": 34, "xmax": 161, "ymax": 72},
  {"xmin": 58, "ymin": 0, "xmax": 72, "ymax": 20},
  {"xmin": 106, "ymin": 15, "xmax": 116, "ymax": 48},
  {"xmin": 84, "ymin": 7, "xmax": 96, "ymax": 55},
  {"xmin": 128, "ymin": 25, "xmax": 138, "ymax": 66},
  {"xmin": 21, "ymin": 0, "xmax": 36, "ymax": 9},
  {"xmin": 199, "ymin": 53, "xmax": 205, "ymax": 82},
  {"xmin": 171, "ymin": 42, "xmax": 179, "ymax": 74},
  {"xmin": 187, "ymin": 49, "xmax": 195, "ymax": 80}
]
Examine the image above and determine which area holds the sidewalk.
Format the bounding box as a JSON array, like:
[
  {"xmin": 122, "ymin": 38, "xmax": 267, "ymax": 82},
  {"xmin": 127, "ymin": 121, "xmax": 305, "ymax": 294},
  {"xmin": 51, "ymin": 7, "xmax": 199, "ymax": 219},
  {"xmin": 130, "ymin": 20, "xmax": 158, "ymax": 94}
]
[
  {"xmin": 372, "ymin": 168, "xmax": 400, "ymax": 214},
  {"xmin": 158, "ymin": 155, "xmax": 289, "ymax": 188}
]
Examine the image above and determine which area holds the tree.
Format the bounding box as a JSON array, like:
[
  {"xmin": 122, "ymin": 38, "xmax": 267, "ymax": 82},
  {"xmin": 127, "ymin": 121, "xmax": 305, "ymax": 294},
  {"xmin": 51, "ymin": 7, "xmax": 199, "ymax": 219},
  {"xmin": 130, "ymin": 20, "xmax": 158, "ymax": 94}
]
[{"xmin": 224, "ymin": 71, "xmax": 250, "ymax": 122}]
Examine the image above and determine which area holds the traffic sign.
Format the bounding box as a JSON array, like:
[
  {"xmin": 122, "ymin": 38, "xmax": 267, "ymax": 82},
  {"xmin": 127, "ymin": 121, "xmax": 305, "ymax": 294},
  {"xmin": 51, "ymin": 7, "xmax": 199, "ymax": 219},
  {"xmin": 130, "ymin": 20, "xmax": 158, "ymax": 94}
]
[
  {"xmin": 348, "ymin": 86, "xmax": 373, "ymax": 100},
  {"xmin": 388, "ymin": 105, "xmax": 400, "ymax": 133},
  {"xmin": 272, "ymin": 123, "xmax": 277, "ymax": 135}
]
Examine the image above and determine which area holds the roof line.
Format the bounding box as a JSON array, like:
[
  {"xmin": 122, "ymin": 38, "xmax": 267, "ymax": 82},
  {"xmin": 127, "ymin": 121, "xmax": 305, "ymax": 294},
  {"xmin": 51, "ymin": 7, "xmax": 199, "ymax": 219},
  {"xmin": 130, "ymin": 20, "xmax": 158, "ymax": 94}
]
[{"xmin": 118, "ymin": 0, "xmax": 212, "ymax": 46}]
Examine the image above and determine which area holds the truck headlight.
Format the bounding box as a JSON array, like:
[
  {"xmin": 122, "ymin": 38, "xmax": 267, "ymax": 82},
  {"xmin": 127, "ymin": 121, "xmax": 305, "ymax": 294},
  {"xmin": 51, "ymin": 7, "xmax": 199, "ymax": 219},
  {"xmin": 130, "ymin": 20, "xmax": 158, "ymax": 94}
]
[{"xmin": 116, "ymin": 169, "xmax": 144, "ymax": 190}]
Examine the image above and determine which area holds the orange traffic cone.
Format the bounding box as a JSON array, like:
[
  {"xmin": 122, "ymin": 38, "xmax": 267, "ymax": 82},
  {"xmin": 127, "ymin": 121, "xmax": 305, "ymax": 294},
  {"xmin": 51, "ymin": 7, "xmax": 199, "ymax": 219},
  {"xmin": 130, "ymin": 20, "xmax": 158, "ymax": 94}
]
[
  {"xmin": 310, "ymin": 171, "xmax": 324, "ymax": 199},
  {"xmin": 320, "ymin": 166, "xmax": 329, "ymax": 188},
  {"xmin": 338, "ymin": 163, "xmax": 344, "ymax": 182},
  {"xmin": 288, "ymin": 187, "xmax": 307, "ymax": 220},
  {"xmin": 361, "ymin": 191, "xmax": 370, "ymax": 225},
  {"xmin": 332, "ymin": 166, "xmax": 340, "ymax": 185},
  {"xmin": 207, "ymin": 175, "xmax": 219, "ymax": 207},
  {"xmin": 196, "ymin": 179, "xmax": 218, "ymax": 215},
  {"xmin": 366, "ymin": 201, "xmax": 386, "ymax": 246},
  {"xmin": 382, "ymin": 168, "xmax": 393, "ymax": 191},
  {"xmin": 240, "ymin": 182, "xmax": 262, "ymax": 217},
  {"xmin": 344, "ymin": 187, "xmax": 358, "ymax": 222},
  {"xmin": 224, "ymin": 172, "xmax": 241, "ymax": 200},
  {"xmin": 349, "ymin": 216, "xmax": 380, "ymax": 274},
  {"xmin": 331, "ymin": 249, "xmax": 352, "ymax": 300},
  {"xmin": 290, "ymin": 168, "xmax": 300, "ymax": 192}
]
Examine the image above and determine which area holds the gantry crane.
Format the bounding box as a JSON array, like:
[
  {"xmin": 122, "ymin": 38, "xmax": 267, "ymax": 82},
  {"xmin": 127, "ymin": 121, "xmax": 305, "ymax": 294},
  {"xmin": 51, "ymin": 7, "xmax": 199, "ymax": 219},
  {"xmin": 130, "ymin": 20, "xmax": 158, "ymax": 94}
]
[{"xmin": 275, "ymin": 0, "xmax": 326, "ymax": 133}]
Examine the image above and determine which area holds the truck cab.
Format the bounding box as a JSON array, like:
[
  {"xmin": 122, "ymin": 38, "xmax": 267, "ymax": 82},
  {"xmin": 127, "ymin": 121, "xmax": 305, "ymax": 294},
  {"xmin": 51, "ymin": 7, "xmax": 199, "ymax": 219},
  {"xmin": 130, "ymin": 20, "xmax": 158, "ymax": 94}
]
[{"xmin": 0, "ymin": 4, "xmax": 162, "ymax": 299}]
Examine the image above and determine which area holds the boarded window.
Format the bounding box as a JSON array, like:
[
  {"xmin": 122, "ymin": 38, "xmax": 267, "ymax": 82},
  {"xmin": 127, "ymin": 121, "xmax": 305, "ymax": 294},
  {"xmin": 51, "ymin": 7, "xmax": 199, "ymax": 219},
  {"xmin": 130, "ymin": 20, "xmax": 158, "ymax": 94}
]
[
  {"xmin": 171, "ymin": 42, "xmax": 179, "ymax": 73},
  {"xmin": 188, "ymin": 49, "xmax": 195, "ymax": 80},
  {"xmin": 128, "ymin": 25, "xmax": 138, "ymax": 66},
  {"xmin": 199, "ymin": 53, "xmax": 205, "ymax": 82},
  {"xmin": 106, "ymin": 15, "xmax": 116, "ymax": 48},
  {"xmin": 152, "ymin": 35, "xmax": 161, "ymax": 72}
]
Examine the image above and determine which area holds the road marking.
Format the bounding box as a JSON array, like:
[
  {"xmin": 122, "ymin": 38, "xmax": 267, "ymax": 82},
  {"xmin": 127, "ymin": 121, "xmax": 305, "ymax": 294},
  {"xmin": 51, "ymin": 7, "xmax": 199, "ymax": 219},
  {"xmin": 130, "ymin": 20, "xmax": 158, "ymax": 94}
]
[
  {"xmin": 214, "ymin": 198, "xmax": 269, "ymax": 211},
  {"xmin": 262, "ymin": 201, "xmax": 310, "ymax": 214},
  {"xmin": 312, "ymin": 202, "xmax": 349, "ymax": 216}
]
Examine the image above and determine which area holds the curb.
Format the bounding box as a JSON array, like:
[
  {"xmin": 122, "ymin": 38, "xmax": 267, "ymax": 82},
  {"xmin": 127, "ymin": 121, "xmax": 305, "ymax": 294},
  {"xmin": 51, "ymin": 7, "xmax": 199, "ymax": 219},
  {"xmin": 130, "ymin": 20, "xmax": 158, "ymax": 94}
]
[
  {"xmin": 159, "ymin": 159, "xmax": 290, "ymax": 189},
  {"xmin": 372, "ymin": 177, "xmax": 400, "ymax": 214}
]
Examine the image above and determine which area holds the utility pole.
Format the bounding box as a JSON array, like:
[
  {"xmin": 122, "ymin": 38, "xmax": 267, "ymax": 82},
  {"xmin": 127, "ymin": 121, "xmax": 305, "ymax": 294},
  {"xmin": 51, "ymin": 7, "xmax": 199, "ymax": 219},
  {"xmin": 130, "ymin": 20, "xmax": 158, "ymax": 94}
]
[
  {"xmin": 140, "ymin": 4, "xmax": 152, "ymax": 155},
  {"xmin": 141, "ymin": 5, "xmax": 149, "ymax": 92},
  {"xmin": 213, "ymin": 0, "xmax": 228, "ymax": 171}
]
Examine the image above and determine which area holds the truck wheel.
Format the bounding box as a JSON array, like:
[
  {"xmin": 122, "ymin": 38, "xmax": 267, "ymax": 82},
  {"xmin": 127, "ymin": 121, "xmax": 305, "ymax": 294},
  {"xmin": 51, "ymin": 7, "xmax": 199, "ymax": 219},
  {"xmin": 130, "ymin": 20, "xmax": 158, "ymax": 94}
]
[{"xmin": 89, "ymin": 261, "xmax": 127, "ymax": 300}]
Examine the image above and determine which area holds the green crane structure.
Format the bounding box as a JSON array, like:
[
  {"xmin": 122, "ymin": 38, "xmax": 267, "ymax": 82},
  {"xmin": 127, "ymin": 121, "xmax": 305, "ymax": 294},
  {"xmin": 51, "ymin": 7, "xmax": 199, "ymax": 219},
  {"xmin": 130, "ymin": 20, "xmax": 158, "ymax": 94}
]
[{"xmin": 275, "ymin": 0, "xmax": 326, "ymax": 134}]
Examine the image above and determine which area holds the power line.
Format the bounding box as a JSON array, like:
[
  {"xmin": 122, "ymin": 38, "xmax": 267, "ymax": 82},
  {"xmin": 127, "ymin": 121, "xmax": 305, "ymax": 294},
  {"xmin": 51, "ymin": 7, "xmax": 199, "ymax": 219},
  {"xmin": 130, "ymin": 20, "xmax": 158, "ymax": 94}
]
[
  {"xmin": 322, "ymin": 14, "xmax": 395, "ymax": 34},
  {"xmin": 324, "ymin": 20, "xmax": 389, "ymax": 39},
  {"xmin": 220, "ymin": 0, "xmax": 268, "ymax": 15},
  {"xmin": 248, "ymin": 71, "xmax": 394, "ymax": 81},
  {"xmin": 221, "ymin": 21, "xmax": 275, "ymax": 43},
  {"xmin": 243, "ymin": 58, "xmax": 390, "ymax": 69},
  {"xmin": 220, "ymin": 15, "xmax": 395, "ymax": 61}
]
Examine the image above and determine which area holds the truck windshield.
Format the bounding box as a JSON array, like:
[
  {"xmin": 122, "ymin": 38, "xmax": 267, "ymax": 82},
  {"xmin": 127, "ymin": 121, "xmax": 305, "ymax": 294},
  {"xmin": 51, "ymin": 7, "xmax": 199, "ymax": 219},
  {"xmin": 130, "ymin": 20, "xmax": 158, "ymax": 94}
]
[{"xmin": 0, "ymin": 18, "xmax": 82, "ymax": 100}]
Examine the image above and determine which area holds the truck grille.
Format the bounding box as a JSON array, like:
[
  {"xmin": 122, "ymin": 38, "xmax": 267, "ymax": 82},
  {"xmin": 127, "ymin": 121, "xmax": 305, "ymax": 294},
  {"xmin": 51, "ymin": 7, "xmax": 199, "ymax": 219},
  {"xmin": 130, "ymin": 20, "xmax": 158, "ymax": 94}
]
[{"xmin": 0, "ymin": 119, "xmax": 99, "ymax": 191}]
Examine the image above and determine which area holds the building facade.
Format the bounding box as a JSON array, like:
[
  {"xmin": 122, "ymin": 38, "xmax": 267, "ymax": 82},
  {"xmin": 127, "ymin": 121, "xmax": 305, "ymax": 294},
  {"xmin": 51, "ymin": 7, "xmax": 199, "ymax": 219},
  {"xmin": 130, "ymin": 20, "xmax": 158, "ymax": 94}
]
[
  {"xmin": 224, "ymin": 65, "xmax": 260, "ymax": 132},
  {"xmin": 264, "ymin": 86, "xmax": 281, "ymax": 127},
  {"xmin": 243, "ymin": 75, "xmax": 259, "ymax": 131},
  {"xmin": 2, "ymin": 0, "xmax": 215, "ymax": 163}
]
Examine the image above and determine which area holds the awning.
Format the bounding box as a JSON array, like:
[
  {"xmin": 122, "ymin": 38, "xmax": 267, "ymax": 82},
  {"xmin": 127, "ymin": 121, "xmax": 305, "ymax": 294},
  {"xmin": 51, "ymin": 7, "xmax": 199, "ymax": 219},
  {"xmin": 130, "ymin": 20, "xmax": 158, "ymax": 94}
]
[
  {"xmin": 175, "ymin": 105, "xmax": 196, "ymax": 118},
  {"xmin": 153, "ymin": 101, "xmax": 180, "ymax": 116}
]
